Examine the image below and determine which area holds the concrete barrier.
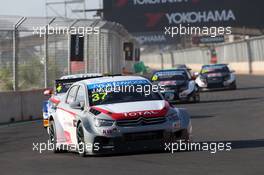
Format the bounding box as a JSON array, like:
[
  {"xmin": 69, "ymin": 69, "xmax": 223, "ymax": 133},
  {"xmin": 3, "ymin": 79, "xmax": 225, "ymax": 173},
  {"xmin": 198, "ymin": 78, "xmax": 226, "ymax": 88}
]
[
  {"xmin": 0, "ymin": 89, "xmax": 47, "ymax": 124},
  {"xmin": 186, "ymin": 62, "xmax": 264, "ymax": 75},
  {"xmin": 141, "ymin": 35, "xmax": 264, "ymax": 75},
  {"xmin": 142, "ymin": 61, "xmax": 264, "ymax": 75}
]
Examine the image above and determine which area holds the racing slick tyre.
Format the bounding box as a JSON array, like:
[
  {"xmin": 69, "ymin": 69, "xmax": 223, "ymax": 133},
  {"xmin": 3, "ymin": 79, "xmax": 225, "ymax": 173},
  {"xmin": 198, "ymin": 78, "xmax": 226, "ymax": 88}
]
[
  {"xmin": 49, "ymin": 120, "xmax": 64, "ymax": 153},
  {"xmin": 191, "ymin": 93, "xmax": 200, "ymax": 103},
  {"xmin": 171, "ymin": 129, "xmax": 190, "ymax": 143},
  {"xmin": 190, "ymin": 93, "xmax": 200, "ymax": 103},
  {"xmin": 230, "ymin": 81, "xmax": 237, "ymax": 90},
  {"xmin": 76, "ymin": 123, "xmax": 87, "ymax": 157},
  {"xmin": 192, "ymin": 85, "xmax": 200, "ymax": 103},
  {"xmin": 179, "ymin": 129, "xmax": 190, "ymax": 142}
]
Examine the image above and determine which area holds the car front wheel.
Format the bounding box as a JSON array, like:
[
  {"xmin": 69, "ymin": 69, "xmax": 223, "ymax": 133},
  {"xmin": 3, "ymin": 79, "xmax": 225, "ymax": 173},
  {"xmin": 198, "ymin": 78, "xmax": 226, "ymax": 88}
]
[
  {"xmin": 77, "ymin": 123, "xmax": 87, "ymax": 157},
  {"xmin": 192, "ymin": 92, "xmax": 200, "ymax": 103},
  {"xmin": 230, "ymin": 81, "xmax": 237, "ymax": 90}
]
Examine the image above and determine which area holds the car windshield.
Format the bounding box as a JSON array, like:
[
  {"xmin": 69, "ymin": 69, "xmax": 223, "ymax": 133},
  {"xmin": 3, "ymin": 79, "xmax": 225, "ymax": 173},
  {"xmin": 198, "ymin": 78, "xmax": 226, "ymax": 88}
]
[
  {"xmin": 201, "ymin": 65, "xmax": 229, "ymax": 74},
  {"xmin": 55, "ymin": 82, "xmax": 72, "ymax": 94},
  {"xmin": 152, "ymin": 70, "xmax": 188, "ymax": 81},
  {"xmin": 87, "ymin": 80, "xmax": 162, "ymax": 106}
]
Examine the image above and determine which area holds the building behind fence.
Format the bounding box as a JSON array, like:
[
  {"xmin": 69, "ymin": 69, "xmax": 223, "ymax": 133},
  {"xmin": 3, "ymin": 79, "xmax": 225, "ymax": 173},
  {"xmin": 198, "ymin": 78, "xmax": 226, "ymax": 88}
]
[
  {"xmin": 141, "ymin": 36, "xmax": 264, "ymax": 74},
  {"xmin": 0, "ymin": 16, "xmax": 138, "ymax": 91}
]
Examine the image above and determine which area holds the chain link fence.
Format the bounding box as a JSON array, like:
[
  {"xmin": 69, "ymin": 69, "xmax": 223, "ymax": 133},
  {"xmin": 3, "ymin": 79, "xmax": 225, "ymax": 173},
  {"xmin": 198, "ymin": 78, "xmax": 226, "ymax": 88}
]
[{"xmin": 0, "ymin": 16, "xmax": 137, "ymax": 91}]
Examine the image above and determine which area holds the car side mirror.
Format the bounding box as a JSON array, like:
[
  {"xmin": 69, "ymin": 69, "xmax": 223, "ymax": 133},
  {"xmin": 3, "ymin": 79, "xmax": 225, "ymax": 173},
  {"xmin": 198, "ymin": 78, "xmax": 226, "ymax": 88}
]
[
  {"xmin": 192, "ymin": 72, "xmax": 199, "ymax": 80},
  {"xmin": 44, "ymin": 89, "xmax": 53, "ymax": 96},
  {"xmin": 194, "ymin": 72, "xmax": 199, "ymax": 77},
  {"xmin": 70, "ymin": 101, "xmax": 85, "ymax": 110}
]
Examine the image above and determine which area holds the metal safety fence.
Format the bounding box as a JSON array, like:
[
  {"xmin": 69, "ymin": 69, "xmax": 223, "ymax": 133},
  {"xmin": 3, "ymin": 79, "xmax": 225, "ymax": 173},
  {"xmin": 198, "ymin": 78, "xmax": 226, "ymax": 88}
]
[
  {"xmin": 0, "ymin": 16, "xmax": 137, "ymax": 91},
  {"xmin": 141, "ymin": 35, "xmax": 264, "ymax": 71}
]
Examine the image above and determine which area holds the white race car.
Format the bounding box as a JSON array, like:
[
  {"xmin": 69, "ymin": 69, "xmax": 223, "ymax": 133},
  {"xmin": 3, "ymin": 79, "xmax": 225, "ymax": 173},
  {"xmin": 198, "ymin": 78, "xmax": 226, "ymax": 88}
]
[{"xmin": 46, "ymin": 75, "xmax": 192, "ymax": 156}]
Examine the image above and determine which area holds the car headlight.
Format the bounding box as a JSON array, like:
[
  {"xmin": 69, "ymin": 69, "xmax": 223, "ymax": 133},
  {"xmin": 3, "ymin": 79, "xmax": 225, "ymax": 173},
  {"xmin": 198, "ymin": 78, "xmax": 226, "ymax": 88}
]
[
  {"xmin": 200, "ymin": 76, "xmax": 207, "ymax": 83},
  {"xmin": 94, "ymin": 118, "xmax": 114, "ymax": 127}
]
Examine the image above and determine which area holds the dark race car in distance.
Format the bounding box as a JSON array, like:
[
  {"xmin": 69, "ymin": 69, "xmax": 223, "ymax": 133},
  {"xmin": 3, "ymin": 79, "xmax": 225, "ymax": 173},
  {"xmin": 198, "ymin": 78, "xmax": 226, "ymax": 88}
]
[
  {"xmin": 151, "ymin": 69, "xmax": 200, "ymax": 103},
  {"xmin": 195, "ymin": 64, "xmax": 237, "ymax": 91}
]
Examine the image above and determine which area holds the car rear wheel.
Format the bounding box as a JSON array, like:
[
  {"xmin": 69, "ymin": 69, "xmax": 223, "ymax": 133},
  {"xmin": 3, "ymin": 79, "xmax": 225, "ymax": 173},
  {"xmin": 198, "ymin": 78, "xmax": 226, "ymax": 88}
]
[
  {"xmin": 230, "ymin": 81, "xmax": 237, "ymax": 90},
  {"xmin": 180, "ymin": 129, "xmax": 190, "ymax": 142},
  {"xmin": 172, "ymin": 129, "xmax": 190, "ymax": 142},
  {"xmin": 77, "ymin": 123, "xmax": 86, "ymax": 157},
  {"xmin": 49, "ymin": 120, "xmax": 64, "ymax": 153},
  {"xmin": 192, "ymin": 93, "xmax": 200, "ymax": 103}
]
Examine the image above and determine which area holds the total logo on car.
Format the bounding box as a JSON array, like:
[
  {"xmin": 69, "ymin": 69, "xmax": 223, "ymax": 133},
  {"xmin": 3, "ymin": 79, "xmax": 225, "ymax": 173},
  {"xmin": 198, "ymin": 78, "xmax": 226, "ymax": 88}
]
[
  {"xmin": 46, "ymin": 75, "xmax": 192, "ymax": 156},
  {"xmin": 195, "ymin": 64, "xmax": 237, "ymax": 91},
  {"xmin": 151, "ymin": 69, "xmax": 200, "ymax": 103}
]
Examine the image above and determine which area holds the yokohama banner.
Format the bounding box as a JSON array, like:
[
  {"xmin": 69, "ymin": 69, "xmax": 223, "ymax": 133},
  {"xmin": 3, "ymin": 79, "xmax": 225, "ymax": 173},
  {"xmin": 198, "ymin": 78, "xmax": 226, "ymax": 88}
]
[{"xmin": 103, "ymin": 0, "xmax": 264, "ymax": 33}]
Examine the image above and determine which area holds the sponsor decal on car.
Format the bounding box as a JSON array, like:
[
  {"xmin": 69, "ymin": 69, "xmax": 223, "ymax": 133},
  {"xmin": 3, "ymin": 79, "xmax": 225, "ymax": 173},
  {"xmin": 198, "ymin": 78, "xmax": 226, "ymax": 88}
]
[
  {"xmin": 92, "ymin": 104, "xmax": 168, "ymax": 120},
  {"xmin": 124, "ymin": 111, "xmax": 159, "ymax": 117},
  {"xmin": 87, "ymin": 80, "xmax": 149, "ymax": 90}
]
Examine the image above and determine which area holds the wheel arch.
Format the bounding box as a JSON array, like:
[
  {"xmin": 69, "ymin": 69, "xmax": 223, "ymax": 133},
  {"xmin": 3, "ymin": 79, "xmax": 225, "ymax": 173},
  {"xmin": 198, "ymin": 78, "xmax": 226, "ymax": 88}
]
[{"xmin": 49, "ymin": 115, "xmax": 54, "ymax": 121}]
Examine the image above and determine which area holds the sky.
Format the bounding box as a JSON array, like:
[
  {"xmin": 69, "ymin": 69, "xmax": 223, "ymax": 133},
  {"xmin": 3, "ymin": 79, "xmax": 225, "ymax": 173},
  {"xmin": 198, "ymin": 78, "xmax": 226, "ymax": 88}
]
[{"xmin": 0, "ymin": 0, "xmax": 100, "ymax": 18}]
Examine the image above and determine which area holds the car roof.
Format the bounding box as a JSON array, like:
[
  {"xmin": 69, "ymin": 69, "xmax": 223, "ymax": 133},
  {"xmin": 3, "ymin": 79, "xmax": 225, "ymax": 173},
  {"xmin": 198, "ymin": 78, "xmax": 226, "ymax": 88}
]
[
  {"xmin": 60, "ymin": 73, "xmax": 102, "ymax": 80},
  {"xmin": 78, "ymin": 76, "xmax": 148, "ymax": 85},
  {"xmin": 202, "ymin": 64, "xmax": 228, "ymax": 68},
  {"xmin": 174, "ymin": 64, "xmax": 188, "ymax": 68},
  {"xmin": 154, "ymin": 68, "xmax": 188, "ymax": 73}
]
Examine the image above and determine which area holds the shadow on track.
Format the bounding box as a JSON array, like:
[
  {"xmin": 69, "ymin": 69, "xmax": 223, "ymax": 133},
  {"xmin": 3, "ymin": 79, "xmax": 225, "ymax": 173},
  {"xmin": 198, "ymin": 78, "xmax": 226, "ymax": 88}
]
[
  {"xmin": 200, "ymin": 97, "xmax": 263, "ymax": 104},
  {"xmin": 86, "ymin": 139, "xmax": 264, "ymax": 157},
  {"xmin": 191, "ymin": 115, "xmax": 215, "ymax": 119},
  {"xmin": 237, "ymin": 86, "xmax": 264, "ymax": 91},
  {"xmin": 195, "ymin": 139, "xmax": 264, "ymax": 150},
  {"xmin": 228, "ymin": 139, "xmax": 264, "ymax": 149},
  {"xmin": 57, "ymin": 139, "xmax": 264, "ymax": 158}
]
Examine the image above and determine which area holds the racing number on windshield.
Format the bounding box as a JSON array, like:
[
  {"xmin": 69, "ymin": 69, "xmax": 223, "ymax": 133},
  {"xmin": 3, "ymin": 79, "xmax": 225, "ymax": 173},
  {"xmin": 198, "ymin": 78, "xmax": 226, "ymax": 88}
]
[{"xmin": 92, "ymin": 92, "xmax": 107, "ymax": 102}]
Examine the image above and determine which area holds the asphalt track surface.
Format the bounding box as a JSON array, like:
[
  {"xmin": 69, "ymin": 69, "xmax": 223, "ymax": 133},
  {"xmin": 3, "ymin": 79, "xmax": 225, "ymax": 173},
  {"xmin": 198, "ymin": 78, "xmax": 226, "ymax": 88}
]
[{"xmin": 0, "ymin": 75, "xmax": 264, "ymax": 175}]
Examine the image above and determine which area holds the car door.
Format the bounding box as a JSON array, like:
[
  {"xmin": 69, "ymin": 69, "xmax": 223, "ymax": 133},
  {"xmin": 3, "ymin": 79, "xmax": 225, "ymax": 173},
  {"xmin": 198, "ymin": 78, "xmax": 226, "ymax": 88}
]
[
  {"xmin": 55, "ymin": 85, "xmax": 79, "ymax": 144},
  {"xmin": 64, "ymin": 85, "xmax": 87, "ymax": 145}
]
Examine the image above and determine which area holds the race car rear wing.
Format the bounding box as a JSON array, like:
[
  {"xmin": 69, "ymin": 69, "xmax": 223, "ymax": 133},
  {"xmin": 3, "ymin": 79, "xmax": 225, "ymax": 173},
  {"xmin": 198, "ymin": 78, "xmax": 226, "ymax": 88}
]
[
  {"xmin": 54, "ymin": 74, "xmax": 122, "ymax": 94},
  {"xmin": 55, "ymin": 76, "xmax": 101, "ymax": 94}
]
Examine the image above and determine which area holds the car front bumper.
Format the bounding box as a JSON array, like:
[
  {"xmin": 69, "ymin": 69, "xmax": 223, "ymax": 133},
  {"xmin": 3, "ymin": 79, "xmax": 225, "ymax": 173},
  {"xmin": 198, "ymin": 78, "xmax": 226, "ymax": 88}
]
[
  {"xmin": 199, "ymin": 81, "xmax": 236, "ymax": 91},
  {"xmin": 82, "ymin": 119, "xmax": 189, "ymax": 155},
  {"xmin": 87, "ymin": 129, "xmax": 188, "ymax": 155},
  {"xmin": 161, "ymin": 90, "xmax": 197, "ymax": 103}
]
